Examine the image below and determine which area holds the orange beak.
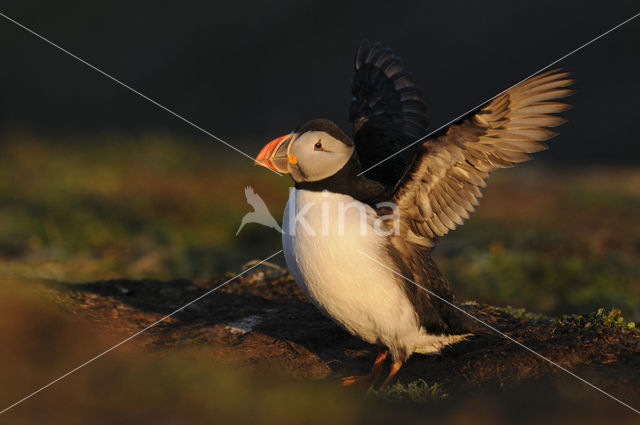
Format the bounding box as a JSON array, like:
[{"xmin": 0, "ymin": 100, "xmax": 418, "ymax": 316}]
[{"xmin": 255, "ymin": 133, "xmax": 295, "ymax": 173}]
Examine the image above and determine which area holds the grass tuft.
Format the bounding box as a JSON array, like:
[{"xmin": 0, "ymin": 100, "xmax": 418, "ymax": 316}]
[
  {"xmin": 367, "ymin": 380, "xmax": 447, "ymax": 403},
  {"xmin": 558, "ymin": 307, "xmax": 637, "ymax": 331}
]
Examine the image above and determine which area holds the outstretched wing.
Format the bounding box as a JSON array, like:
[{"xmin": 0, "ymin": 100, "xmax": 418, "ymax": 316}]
[
  {"xmin": 349, "ymin": 40, "xmax": 429, "ymax": 187},
  {"xmin": 388, "ymin": 69, "xmax": 574, "ymax": 247}
]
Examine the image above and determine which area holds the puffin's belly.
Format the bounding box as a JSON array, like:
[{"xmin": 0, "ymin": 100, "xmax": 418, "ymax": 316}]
[{"xmin": 282, "ymin": 189, "xmax": 419, "ymax": 346}]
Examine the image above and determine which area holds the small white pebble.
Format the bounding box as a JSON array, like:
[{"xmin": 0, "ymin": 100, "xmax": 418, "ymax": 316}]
[{"xmin": 225, "ymin": 315, "xmax": 262, "ymax": 334}]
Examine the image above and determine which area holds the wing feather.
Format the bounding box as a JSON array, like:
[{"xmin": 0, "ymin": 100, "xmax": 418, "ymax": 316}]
[
  {"xmin": 384, "ymin": 68, "xmax": 573, "ymax": 247},
  {"xmin": 350, "ymin": 40, "xmax": 429, "ymax": 187}
]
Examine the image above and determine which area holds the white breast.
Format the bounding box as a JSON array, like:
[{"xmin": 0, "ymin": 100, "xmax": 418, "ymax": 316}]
[{"xmin": 282, "ymin": 188, "xmax": 452, "ymax": 359}]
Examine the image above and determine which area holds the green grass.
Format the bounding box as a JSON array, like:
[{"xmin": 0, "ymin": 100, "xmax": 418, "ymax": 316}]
[
  {"xmin": 0, "ymin": 132, "xmax": 288, "ymax": 281},
  {"xmin": 367, "ymin": 380, "xmax": 447, "ymax": 402},
  {"xmin": 433, "ymin": 166, "xmax": 640, "ymax": 320},
  {"xmin": 0, "ymin": 134, "xmax": 639, "ymax": 424},
  {"xmin": 557, "ymin": 307, "xmax": 637, "ymax": 331},
  {"xmin": 439, "ymin": 247, "xmax": 639, "ymax": 319},
  {"xmin": 1, "ymin": 132, "xmax": 639, "ymax": 320}
]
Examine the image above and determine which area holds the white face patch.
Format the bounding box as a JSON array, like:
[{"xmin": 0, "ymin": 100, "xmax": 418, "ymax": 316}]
[{"xmin": 288, "ymin": 131, "xmax": 354, "ymax": 182}]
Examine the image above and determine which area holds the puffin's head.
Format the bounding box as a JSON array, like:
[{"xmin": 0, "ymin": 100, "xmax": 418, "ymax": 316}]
[{"xmin": 255, "ymin": 119, "xmax": 355, "ymax": 183}]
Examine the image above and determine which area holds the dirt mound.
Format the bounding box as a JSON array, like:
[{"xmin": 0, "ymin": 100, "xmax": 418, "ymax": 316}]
[{"xmin": 44, "ymin": 266, "xmax": 640, "ymax": 402}]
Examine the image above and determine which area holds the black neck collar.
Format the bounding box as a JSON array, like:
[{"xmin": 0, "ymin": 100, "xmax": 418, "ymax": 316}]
[{"xmin": 294, "ymin": 153, "xmax": 387, "ymax": 205}]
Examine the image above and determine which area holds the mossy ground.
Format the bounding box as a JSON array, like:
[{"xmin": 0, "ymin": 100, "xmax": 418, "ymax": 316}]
[{"xmin": 1, "ymin": 134, "xmax": 639, "ymax": 424}]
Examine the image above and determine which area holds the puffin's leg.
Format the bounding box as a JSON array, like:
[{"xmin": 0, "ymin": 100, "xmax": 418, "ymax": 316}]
[
  {"xmin": 380, "ymin": 359, "xmax": 403, "ymax": 388},
  {"xmin": 340, "ymin": 347, "xmax": 389, "ymax": 387},
  {"xmin": 369, "ymin": 347, "xmax": 389, "ymax": 386}
]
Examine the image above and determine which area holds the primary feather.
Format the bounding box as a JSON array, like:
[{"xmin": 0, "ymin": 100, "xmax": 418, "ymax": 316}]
[{"xmin": 385, "ymin": 69, "xmax": 574, "ymax": 247}]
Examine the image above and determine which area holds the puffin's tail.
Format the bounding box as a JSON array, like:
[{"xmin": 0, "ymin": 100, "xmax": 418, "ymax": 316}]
[{"xmin": 447, "ymin": 303, "xmax": 494, "ymax": 337}]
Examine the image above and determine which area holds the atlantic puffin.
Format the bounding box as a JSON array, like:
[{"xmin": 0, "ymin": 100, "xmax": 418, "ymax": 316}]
[{"xmin": 255, "ymin": 40, "xmax": 573, "ymax": 387}]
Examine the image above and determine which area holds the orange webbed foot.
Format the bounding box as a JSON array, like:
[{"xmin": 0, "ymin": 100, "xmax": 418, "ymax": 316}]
[{"xmin": 339, "ymin": 347, "xmax": 389, "ymax": 389}]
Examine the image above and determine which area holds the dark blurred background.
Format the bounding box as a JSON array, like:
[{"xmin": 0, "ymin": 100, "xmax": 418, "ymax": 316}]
[{"xmin": 1, "ymin": 0, "xmax": 639, "ymax": 161}]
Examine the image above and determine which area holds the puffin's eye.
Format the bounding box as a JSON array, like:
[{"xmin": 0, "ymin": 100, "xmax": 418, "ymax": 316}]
[{"xmin": 314, "ymin": 141, "xmax": 323, "ymax": 151}]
